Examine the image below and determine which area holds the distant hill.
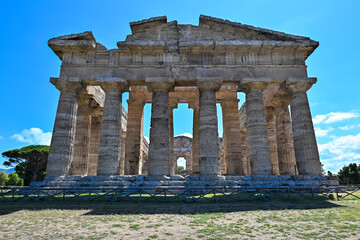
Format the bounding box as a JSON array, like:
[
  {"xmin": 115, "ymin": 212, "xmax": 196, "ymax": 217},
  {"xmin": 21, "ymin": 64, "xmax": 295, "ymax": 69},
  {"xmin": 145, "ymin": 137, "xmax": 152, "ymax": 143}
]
[{"xmin": 0, "ymin": 167, "xmax": 15, "ymax": 174}]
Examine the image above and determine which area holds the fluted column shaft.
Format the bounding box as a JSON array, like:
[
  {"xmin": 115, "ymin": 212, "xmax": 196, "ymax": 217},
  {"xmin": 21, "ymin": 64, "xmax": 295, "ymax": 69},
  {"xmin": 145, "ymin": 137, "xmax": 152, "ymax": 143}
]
[
  {"xmin": 190, "ymin": 104, "xmax": 200, "ymax": 174},
  {"xmin": 241, "ymin": 80, "xmax": 272, "ymax": 175},
  {"xmin": 286, "ymin": 79, "xmax": 322, "ymax": 175},
  {"xmin": 169, "ymin": 103, "xmax": 177, "ymax": 174},
  {"xmin": 275, "ymin": 100, "xmax": 297, "ymax": 175},
  {"xmin": 124, "ymin": 100, "xmax": 145, "ymax": 175},
  {"xmin": 146, "ymin": 78, "xmax": 174, "ymax": 175},
  {"xmin": 197, "ymin": 78, "xmax": 222, "ymax": 175},
  {"xmin": 97, "ymin": 81, "xmax": 126, "ymax": 176},
  {"xmin": 88, "ymin": 114, "xmax": 102, "ymax": 176},
  {"xmin": 221, "ymin": 99, "xmax": 243, "ymax": 175},
  {"xmin": 71, "ymin": 96, "xmax": 92, "ymax": 176},
  {"xmin": 265, "ymin": 107, "xmax": 280, "ymax": 175},
  {"xmin": 240, "ymin": 130, "xmax": 250, "ymax": 176},
  {"xmin": 47, "ymin": 82, "xmax": 80, "ymax": 176}
]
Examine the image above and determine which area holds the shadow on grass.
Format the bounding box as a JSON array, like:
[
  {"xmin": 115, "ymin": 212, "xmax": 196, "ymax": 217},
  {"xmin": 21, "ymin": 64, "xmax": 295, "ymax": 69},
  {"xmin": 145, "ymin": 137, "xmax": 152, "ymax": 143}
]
[{"xmin": 0, "ymin": 194, "xmax": 344, "ymax": 216}]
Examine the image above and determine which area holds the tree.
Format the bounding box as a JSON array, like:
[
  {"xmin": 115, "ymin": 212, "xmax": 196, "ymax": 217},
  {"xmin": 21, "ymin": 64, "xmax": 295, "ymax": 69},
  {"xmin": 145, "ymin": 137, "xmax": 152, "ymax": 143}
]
[
  {"xmin": 0, "ymin": 172, "xmax": 8, "ymax": 186},
  {"xmin": 2, "ymin": 145, "xmax": 49, "ymax": 185},
  {"xmin": 177, "ymin": 166, "xmax": 185, "ymax": 171},
  {"xmin": 337, "ymin": 163, "xmax": 360, "ymax": 185},
  {"xmin": 6, "ymin": 173, "xmax": 23, "ymax": 186}
]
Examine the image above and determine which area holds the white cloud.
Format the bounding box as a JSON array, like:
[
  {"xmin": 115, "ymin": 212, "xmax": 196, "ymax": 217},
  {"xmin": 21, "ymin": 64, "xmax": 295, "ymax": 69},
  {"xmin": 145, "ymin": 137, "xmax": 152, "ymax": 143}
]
[
  {"xmin": 11, "ymin": 128, "xmax": 52, "ymax": 145},
  {"xmin": 312, "ymin": 115, "xmax": 327, "ymax": 124},
  {"xmin": 314, "ymin": 127, "xmax": 334, "ymax": 137},
  {"xmin": 313, "ymin": 112, "xmax": 358, "ymax": 124},
  {"xmin": 338, "ymin": 125, "xmax": 355, "ymax": 131},
  {"xmin": 175, "ymin": 133, "xmax": 193, "ymax": 138},
  {"xmin": 0, "ymin": 136, "xmax": 3, "ymax": 140},
  {"xmin": 319, "ymin": 132, "xmax": 360, "ymax": 173}
]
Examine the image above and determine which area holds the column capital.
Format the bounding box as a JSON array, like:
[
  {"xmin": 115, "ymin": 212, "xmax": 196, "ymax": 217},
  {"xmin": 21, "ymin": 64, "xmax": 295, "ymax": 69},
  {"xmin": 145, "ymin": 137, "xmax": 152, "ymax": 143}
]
[
  {"xmin": 145, "ymin": 77, "xmax": 174, "ymax": 92},
  {"xmin": 51, "ymin": 77, "xmax": 82, "ymax": 92},
  {"xmin": 239, "ymin": 77, "xmax": 279, "ymax": 93},
  {"xmin": 196, "ymin": 77, "xmax": 222, "ymax": 92},
  {"xmin": 188, "ymin": 102, "xmax": 199, "ymax": 110},
  {"xmin": 97, "ymin": 77, "xmax": 128, "ymax": 91},
  {"xmin": 270, "ymin": 92, "xmax": 290, "ymax": 108},
  {"xmin": 282, "ymin": 78, "xmax": 317, "ymax": 93},
  {"xmin": 169, "ymin": 102, "xmax": 178, "ymax": 109}
]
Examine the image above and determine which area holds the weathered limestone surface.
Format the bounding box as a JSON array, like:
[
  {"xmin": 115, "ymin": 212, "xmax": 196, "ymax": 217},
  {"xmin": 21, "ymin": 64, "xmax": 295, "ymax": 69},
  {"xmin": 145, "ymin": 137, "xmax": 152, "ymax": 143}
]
[
  {"xmin": 97, "ymin": 80, "xmax": 127, "ymax": 176},
  {"xmin": 88, "ymin": 114, "xmax": 102, "ymax": 176},
  {"xmin": 197, "ymin": 78, "xmax": 222, "ymax": 175},
  {"xmin": 221, "ymin": 97, "xmax": 243, "ymax": 175},
  {"xmin": 265, "ymin": 107, "xmax": 280, "ymax": 175},
  {"xmin": 44, "ymin": 16, "xmax": 327, "ymax": 185},
  {"xmin": 146, "ymin": 78, "xmax": 174, "ymax": 175},
  {"xmin": 241, "ymin": 79, "xmax": 272, "ymax": 175},
  {"xmin": 274, "ymin": 95, "xmax": 297, "ymax": 175},
  {"xmin": 190, "ymin": 104, "xmax": 200, "ymax": 174},
  {"xmin": 71, "ymin": 96, "xmax": 91, "ymax": 176},
  {"xmin": 46, "ymin": 79, "xmax": 80, "ymax": 176},
  {"xmin": 286, "ymin": 78, "xmax": 322, "ymax": 175},
  {"xmin": 124, "ymin": 99, "xmax": 145, "ymax": 175}
]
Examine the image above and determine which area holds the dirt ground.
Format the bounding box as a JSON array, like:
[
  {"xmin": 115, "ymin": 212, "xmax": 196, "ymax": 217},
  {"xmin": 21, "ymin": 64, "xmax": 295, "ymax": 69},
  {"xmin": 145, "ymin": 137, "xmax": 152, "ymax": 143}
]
[{"xmin": 0, "ymin": 199, "xmax": 359, "ymax": 240}]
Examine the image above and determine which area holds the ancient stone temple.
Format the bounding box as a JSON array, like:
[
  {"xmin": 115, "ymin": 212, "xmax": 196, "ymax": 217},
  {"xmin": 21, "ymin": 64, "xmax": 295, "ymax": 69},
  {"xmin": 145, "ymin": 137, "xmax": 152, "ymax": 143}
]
[{"xmin": 41, "ymin": 15, "xmax": 336, "ymax": 187}]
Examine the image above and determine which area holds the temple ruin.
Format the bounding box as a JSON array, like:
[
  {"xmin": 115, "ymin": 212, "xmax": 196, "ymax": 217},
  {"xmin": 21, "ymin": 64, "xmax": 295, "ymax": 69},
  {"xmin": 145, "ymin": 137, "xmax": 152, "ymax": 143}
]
[{"xmin": 40, "ymin": 15, "xmax": 338, "ymax": 187}]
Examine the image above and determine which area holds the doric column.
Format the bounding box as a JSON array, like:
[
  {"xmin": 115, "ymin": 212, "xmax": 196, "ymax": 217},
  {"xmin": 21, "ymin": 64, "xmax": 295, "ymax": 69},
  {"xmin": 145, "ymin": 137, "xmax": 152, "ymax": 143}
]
[
  {"xmin": 124, "ymin": 99, "xmax": 145, "ymax": 175},
  {"xmin": 265, "ymin": 107, "xmax": 280, "ymax": 175},
  {"xmin": 221, "ymin": 96, "xmax": 243, "ymax": 175},
  {"xmin": 273, "ymin": 94, "xmax": 297, "ymax": 175},
  {"xmin": 197, "ymin": 77, "xmax": 222, "ymax": 175},
  {"xmin": 240, "ymin": 130, "xmax": 250, "ymax": 176},
  {"xmin": 284, "ymin": 78, "xmax": 322, "ymax": 175},
  {"xmin": 240, "ymin": 78, "xmax": 272, "ymax": 175},
  {"xmin": 189, "ymin": 103, "xmax": 200, "ymax": 174},
  {"xmin": 97, "ymin": 79, "xmax": 127, "ymax": 176},
  {"xmin": 70, "ymin": 91, "xmax": 92, "ymax": 176},
  {"xmin": 46, "ymin": 78, "xmax": 81, "ymax": 176},
  {"xmin": 87, "ymin": 110, "xmax": 102, "ymax": 176},
  {"xmin": 169, "ymin": 102, "xmax": 177, "ymax": 174},
  {"xmin": 146, "ymin": 77, "xmax": 174, "ymax": 175}
]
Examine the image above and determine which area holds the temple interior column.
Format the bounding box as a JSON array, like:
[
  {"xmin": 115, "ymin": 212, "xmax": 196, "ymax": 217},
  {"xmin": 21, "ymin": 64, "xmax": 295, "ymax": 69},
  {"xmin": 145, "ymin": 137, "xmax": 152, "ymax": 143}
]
[
  {"xmin": 265, "ymin": 106, "xmax": 280, "ymax": 175},
  {"xmin": 146, "ymin": 78, "xmax": 174, "ymax": 175},
  {"xmin": 124, "ymin": 99, "xmax": 145, "ymax": 175},
  {"xmin": 46, "ymin": 80, "xmax": 80, "ymax": 177},
  {"xmin": 71, "ymin": 91, "xmax": 92, "ymax": 176},
  {"xmin": 97, "ymin": 80, "xmax": 127, "ymax": 176},
  {"xmin": 221, "ymin": 97, "xmax": 243, "ymax": 175},
  {"xmin": 189, "ymin": 103, "xmax": 200, "ymax": 174},
  {"xmin": 274, "ymin": 94, "xmax": 297, "ymax": 175},
  {"xmin": 197, "ymin": 77, "xmax": 222, "ymax": 175},
  {"xmin": 169, "ymin": 102, "xmax": 177, "ymax": 174},
  {"xmin": 240, "ymin": 130, "xmax": 250, "ymax": 176},
  {"xmin": 88, "ymin": 111, "xmax": 102, "ymax": 176},
  {"xmin": 241, "ymin": 78, "xmax": 272, "ymax": 175},
  {"xmin": 285, "ymin": 78, "xmax": 322, "ymax": 175}
]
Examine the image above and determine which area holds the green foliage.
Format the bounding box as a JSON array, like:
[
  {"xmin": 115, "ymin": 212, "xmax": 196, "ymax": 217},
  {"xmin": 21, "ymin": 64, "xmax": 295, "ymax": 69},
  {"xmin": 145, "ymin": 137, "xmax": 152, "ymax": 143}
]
[
  {"xmin": 0, "ymin": 172, "xmax": 8, "ymax": 186},
  {"xmin": 177, "ymin": 166, "xmax": 185, "ymax": 171},
  {"xmin": 6, "ymin": 173, "xmax": 21, "ymax": 186},
  {"xmin": 337, "ymin": 163, "xmax": 360, "ymax": 185},
  {"xmin": 2, "ymin": 145, "xmax": 49, "ymax": 185}
]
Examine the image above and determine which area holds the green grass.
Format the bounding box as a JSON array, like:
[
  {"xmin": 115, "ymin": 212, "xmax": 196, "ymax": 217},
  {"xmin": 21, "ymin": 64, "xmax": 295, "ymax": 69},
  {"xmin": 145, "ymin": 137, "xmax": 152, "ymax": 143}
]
[{"xmin": 0, "ymin": 198, "xmax": 359, "ymax": 239}]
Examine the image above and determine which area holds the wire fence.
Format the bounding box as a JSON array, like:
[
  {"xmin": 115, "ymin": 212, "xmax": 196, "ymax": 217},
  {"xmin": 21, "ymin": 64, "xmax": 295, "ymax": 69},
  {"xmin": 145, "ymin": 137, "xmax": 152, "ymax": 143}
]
[{"xmin": 0, "ymin": 185, "xmax": 359, "ymax": 203}]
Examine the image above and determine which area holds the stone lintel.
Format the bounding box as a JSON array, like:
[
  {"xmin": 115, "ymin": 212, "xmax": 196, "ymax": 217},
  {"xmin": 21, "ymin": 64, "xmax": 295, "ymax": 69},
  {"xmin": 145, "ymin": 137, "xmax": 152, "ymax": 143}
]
[
  {"xmin": 284, "ymin": 78, "xmax": 317, "ymax": 93},
  {"xmin": 145, "ymin": 77, "xmax": 175, "ymax": 92},
  {"xmin": 196, "ymin": 77, "xmax": 223, "ymax": 92}
]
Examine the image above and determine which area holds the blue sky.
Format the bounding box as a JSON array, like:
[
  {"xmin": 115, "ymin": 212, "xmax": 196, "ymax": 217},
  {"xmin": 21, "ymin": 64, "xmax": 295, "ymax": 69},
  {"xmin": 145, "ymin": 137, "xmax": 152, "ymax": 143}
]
[{"xmin": 0, "ymin": 0, "xmax": 359, "ymax": 173}]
